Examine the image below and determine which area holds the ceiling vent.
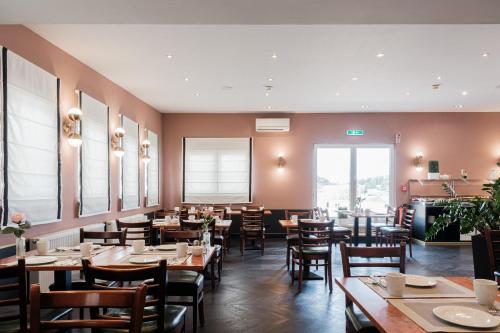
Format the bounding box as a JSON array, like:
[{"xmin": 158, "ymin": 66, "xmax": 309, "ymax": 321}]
[{"xmin": 256, "ymin": 118, "xmax": 290, "ymax": 132}]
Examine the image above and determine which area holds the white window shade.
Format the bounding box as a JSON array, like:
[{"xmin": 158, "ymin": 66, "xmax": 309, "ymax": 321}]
[
  {"xmin": 146, "ymin": 130, "xmax": 159, "ymax": 207},
  {"xmin": 79, "ymin": 92, "xmax": 110, "ymax": 216},
  {"xmin": 4, "ymin": 49, "xmax": 61, "ymax": 225},
  {"xmin": 183, "ymin": 138, "xmax": 251, "ymax": 204},
  {"xmin": 121, "ymin": 116, "xmax": 139, "ymax": 210}
]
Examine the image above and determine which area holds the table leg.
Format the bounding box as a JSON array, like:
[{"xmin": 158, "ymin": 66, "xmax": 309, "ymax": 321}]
[
  {"xmin": 52, "ymin": 270, "xmax": 72, "ymax": 290},
  {"xmin": 291, "ymin": 260, "xmax": 323, "ymax": 280},
  {"xmin": 353, "ymin": 217, "xmax": 359, "ymax": 246},
  {"xmin": 366, "ymin": 216, "xmax": 372, "ymax": 247}
]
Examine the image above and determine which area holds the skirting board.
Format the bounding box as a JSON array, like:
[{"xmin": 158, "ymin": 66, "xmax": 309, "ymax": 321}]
[{"xmin": 414, "ymin": 238, "xmax": 471, "ymax": 247}]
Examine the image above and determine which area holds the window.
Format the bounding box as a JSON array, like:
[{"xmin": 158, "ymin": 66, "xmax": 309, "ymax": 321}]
[
  {"xmin": 79, "ymin": 92, "xmax": 110, "ymax": 216},
  {"xmin": 2, "ymin": 48, "xmax": 61, "ymax": 225},
  {"xmin": 146, "ymin": 130, "xmax": 159, "ymax": 207},
  {"xmin": 120, "ymin": 115, "xmax": 139, "ymax": 210},
  {"xmin": 183, "ymin": 138, "xmax": 252, "ymax": 204},
  {"xmin": 314, "ymin": 145, "xmax": 394, "ymax": 214}
]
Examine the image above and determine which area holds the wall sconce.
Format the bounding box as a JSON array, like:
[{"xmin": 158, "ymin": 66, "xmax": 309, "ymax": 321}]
[
  {"xmin": 62, "ymin": 107, "xmax": 83, "ymax": 147},
  {"xmin": 413, "ymin": 153, "xmax": 423, "ymax": 172},
  {"xmin": 277, "ymin": 153, "xmax": 285, "ymax": 172},
  {"xmin": 111, "ymin": 115, "xmax": 125, "ymax": 158},
  {"xmin": 141, "ymin": 129, "xmax": 151, "ymax": 164}
]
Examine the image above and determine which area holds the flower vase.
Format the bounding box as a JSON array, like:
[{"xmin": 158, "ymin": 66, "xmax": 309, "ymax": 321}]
[
  {"xmin": 202, "ymin": 229, "xmax": 211, "ymax": 248},
  {"xmin": 15, "ymin": 236, "xmax": 26, "ymax": 258}
]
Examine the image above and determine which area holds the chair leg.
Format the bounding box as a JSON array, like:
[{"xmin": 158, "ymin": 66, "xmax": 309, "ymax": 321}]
[
  {"xmin": 328, "ymin": 259, "xmax": 333, "ymax": 293},
  {"xmin": 192, "ymin": 293, "xmax": 198, "ymax": 333},
  {"xmin": 198, "ymin": 297, "xmax": 205, "ymax": 326},
  {"xmin": 240, "ymin": 237, "xmax": 244, "ymax": 256},
  {"xmin": 286, "ymin": 244, "xmax": 291, "ymax": 270},
  {"xmin": 290, "ymin": 258, "xmax": 295, "ymax": 286},
  {"xmin": 324, "ymin": 259, "xmax": 328, "ymax": 284},
  {"xmin": 409, "ymin": 235, "xmax": 413, "ymax": 258},
  {"xmin": 261, "ymin": 236, "xmax": 265, "ymax": 256},
  {"xmin": 211, "ymin": 259, "xmax": 216, "ymax": 290},
  {"xmin": 298, "ymin": 259, "xmax": 303, "ymax": 292}
]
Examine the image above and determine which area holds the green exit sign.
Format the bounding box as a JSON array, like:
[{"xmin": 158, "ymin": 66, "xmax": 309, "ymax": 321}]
[{"xmin": 346, "ymin": 129, "xmax": 365, "ymax": 136}]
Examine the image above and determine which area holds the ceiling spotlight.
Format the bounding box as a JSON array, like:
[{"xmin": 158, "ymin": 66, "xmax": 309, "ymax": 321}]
[
  {"xmin": 268, "ymin": 78, "xmax": 273, "ymax": 82},
  {"xmin": 267, "ymin": 106, "xmax": 272, "ymax": 110},
  {"xmin": 462, "ymin": 91, "xmax": 468, "ymax": 96},
  {"xmin": 436, "ymin": 76, "xmax": 442, "ymax": 81},
  {"xmin": 376, "ymin": 53, "xmax": 385, "ymax": 58},
  {"xmin": 184, "ymin": 77, "xmax": 189, "ymax": 82},
  {"xmin": 482, "ymin": 52, "xmax": 490, "ymax": 57},
  {"xmin": 271, "ymin": 54, "xmax": 278, "ymax": 59},
  {"xmin": 352, "ymin": 77, "xmax": 359, "ymax": 81},
  {"xmin": 405, "ymin": 92, "xmax": 411, "ymax": 96},
  {"xmin": 166, "ymin": 54, "xmax": 173, "ymax": 59},
  {"xmin": 361, "ymin": 105, "xmax": 368, "ymax": 109},
  {"xmin": 195, "ymin": 92, "xmax": 200, "ymax": 97},
  {"xmin": 453, "ymin": 104, "xmax": 464, "ymax": 109},
  {"xmin": 265, "ymin": 92, "xmax": 270, "ymax": 97},
  {"xmin": 335, "ymin": 92, "xmax": 340, "ymax": 96}
]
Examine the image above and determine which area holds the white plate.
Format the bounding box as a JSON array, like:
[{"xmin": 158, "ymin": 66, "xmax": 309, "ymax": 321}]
[
  {"xmin": 69, "ymin": 244, "xmax": 102, "ymax": 251},
  {"xmin": 26, "ymin": 256, "xmax": 58, "ymax": 265},
  {"xmin": 433, "ymin": 305, "xmax": 500, "ymax": 328},
  {"xmin": 405, "ymin": 275, "xmax": 437, "ymax": 287},
  {"xmin": 157, "ymin": 244, "xmax": 177, "ymax": 251},
  {"xmin": 129, "ymin": 256, "xmax": 161, "ymax": 264}
]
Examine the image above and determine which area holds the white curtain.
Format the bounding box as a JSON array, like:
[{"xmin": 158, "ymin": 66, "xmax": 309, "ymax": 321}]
[
  {"xmin": 184, "ymin": 138, "xmax": 251, "ymax": 204},
  {"xmin": 4, "ymin": 50, "xmax": 60, "ymax": 225},
  {"xmin": 146, "ymin": 130, "xmax": 159, "ymax": 207},
  {"xmin": 121, "ymin": 116, "xmax": 139, "ymax": 210},
  {"xmin": 80, "ymin": 92, "xmax": 110, "ymax": 216}
]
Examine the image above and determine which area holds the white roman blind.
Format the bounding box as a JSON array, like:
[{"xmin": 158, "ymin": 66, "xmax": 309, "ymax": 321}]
[
  {"xmin": 3, "ymin": 49, "xmax": 61, "ymax": 225},
  {"xmin": 146, "ymin": 130, "xmax": 159, "ymax": 207},
  {"xmin": 79, "ymin": 92, "xmax": 110, "ymax": 216},
  {"xmin": 121, "ymin": 116, "xmax": 139, "ymax": 210},
  {"xmin": 183, "ymin": 138, "xmax": 252, "ymax": 204}
]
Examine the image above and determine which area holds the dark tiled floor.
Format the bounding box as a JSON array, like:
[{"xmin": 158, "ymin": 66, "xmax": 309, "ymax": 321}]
[{"xmin": 195, "ymin": 238, "xmax": 473, "ymax": 333}]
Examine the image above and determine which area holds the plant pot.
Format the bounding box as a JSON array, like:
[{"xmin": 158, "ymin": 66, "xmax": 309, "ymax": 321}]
[
  {"xmin": 471, "ymin": 234, "xmax": 492, "ymax": 279},
  {"xmin": 427, "ymin": 173, "xmax": 440, "ymax": 180}
]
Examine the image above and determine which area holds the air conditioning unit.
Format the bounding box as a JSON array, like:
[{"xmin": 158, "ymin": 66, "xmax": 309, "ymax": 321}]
[{"xmin": 255, "ymin": 118, "xmax": 290, "ymax": 132}]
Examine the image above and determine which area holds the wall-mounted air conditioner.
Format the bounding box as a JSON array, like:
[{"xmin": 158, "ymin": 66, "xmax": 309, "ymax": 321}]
[{"xmin": 255, "ymin": 118, "xmax": 290, "ymax": 132}]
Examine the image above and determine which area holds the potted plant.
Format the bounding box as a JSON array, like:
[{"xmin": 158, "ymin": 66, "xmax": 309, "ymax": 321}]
[
  {"xmin": 428, "ymin": 160, "xmax": 440, "ymax": 180},
  {"xmin": 1, "ymin": 212, "xmax": 31, "ymax": 258},
  {"xmin": 200, "ymin": 209, "xmax": 214, "ymax": 248},
  {"xmin": 426, "ymin": 177, "xmax": 500, "ymax": 278}
]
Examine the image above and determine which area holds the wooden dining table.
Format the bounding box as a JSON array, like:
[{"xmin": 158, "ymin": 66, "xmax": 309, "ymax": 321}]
[
  {"xmin": 0, "ymin": 245, "xmax": 215, "ymax": 290},
  {"xmin": 343, "ymin": 212, "xmax": 395, "ymax": 247},
  {"xmin": 335, "ymin": 276, "xmax": 498, "ymax": 333},
  {"xmin": 158, "ymin": 209, "xmax": 272, "ymax": 217}
]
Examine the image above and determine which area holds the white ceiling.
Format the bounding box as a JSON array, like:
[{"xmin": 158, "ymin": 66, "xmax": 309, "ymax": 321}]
[{"xmin": 27, "ymin": 24, "xmax": 500, "ymax": 113}]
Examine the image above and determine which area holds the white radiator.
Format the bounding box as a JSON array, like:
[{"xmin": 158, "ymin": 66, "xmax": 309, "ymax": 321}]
[{"xmin": 30, "ymin": 223, "xmax": 104, "ymax": 292}]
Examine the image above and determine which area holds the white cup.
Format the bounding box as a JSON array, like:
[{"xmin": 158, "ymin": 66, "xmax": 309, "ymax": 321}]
[
  {"xmin": 174, "ymin": 206, "xmax": 180, "ymax": 212},
  {"xmin": 164, "ymin": 216, "xmax": 171, "ymax": 223},
  {"xmin": 473, "ymin": 279, "xmax": 498, "ymax": 306},
  {"xmin": 176, "ymin": 242, "xmax": 188, "ymax": 258},
  {"xmin": 132, "ymin": 239, "xmax": 145, "ymax": 254},
  {"xmin": 225, "ymin": 206, "xmax": 231, "ymax": 213},
  {"xmin": 208, "ymin": 206, "xmax": 214, "ymax": 211},
  {"xmin": 37, "ymin": 240, "xmax": 49, "ymax": 255},
  {"xmin": 80, "ymin": 242, "xmax": 93, "ymax": 258},
  {"xmin": 381, "ymin": 272, "xmax": 405, "ymax": 297},
  {"xmin": 214, "ymin": 216, "xmax": 221, "ymax": 223},
  {"xmin": 189, "ymin": 207, "xmax": 196, "ymax": 213},
  {"xmin": 191, "ymin": 246, "xmax": 203, "ymax": 256},
  {"xmin": 188, "ymin": 215, "xmax": 196, "ymax": 221},
  {"xmin": 291, "ymin": 215, "xmax": 298, "ymax": 223}
]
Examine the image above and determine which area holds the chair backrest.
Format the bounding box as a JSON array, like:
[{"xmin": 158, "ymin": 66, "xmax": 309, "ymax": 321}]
[
  {"xmin": 0, "ymin": 259, "xmax": 27, "ymax": 332},
  {"xmin": 82, "ymin": 258, "xmax": 166, "ymax": 327},
  {"xmin": 116, "ymin": 220, "xmax": 153, "ymax": 245},
  {"xmin": 212, "ymin": 208, "xmax": 225, "ymax": 220},
  {"xmin": 285, "ymin": 210, "xmax": 312, "ymax": 220},
  {"xmin": 160, "ymin": 230, "xmax": 202, "ymax": 244},
  {"xmin": 30, "ymin": 283, "xmax": 146, "ymax": 333},
  {"xmin": 298, "ymin": 220, "xmax": 334, "ymax": 250},
  {"xmin": 486, "ymin": 229, "xmax": 500, "ymax": 279},
  {"xmin": 241, "ymin": 210, "xmax": 264, "ymax": 231},
  {"xmin": 401, "ymin": 208, "xmax": 416, "ymax": 229},
  {"xmin": 80, "ymin": 228, "xmax": 127, "ymax": 246},
  {"xmin": 340, "ymin": 241, "xmax": 406, "ymax": 277}
]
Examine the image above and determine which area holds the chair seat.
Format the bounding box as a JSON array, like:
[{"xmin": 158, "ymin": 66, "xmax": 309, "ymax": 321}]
[
  {"xmin": 372, "ymin": 222, "xmax": 389, "ymax": 228},
  {"xmin": 380, "ymin": 226, "xmax": 409, "ymax": 235},
  {"xmin": 286, "ymin": 234, "xmax": 299, "ymax": 240},
  {"xmin": 292, "ymin": 246, "xmax": 329, "ymax": 255},
  {"xmin": 167, "ymin": 270, "xmax": 204, "ymax": 295},
  {"xmin": 333, "ymin": 226, "xmax": 352, "ymax": 233},
  {"xmin": 103, "ymin": 304, "xmax": 186, "ymax": 333},
  {"xmin": 345, "ymin": 305, "xmax": 379, "ymax": 332}
]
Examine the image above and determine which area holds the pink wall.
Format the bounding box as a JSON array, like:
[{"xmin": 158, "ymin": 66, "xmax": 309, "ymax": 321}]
[
  {"xmin": 162, "ymin": 112, "xmax": 500, "ymax": 209},
  {"xmin": 0, "ymin": 25, "xmax": 162, "ymax": 246}
]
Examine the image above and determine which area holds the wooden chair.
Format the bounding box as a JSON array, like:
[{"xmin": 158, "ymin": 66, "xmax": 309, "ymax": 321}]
[
  {"xmin": 80, "ymin": 227, "xmax": 127, "ymax": 246},
  {"xmin": 116, "ymin": 219, "xmax": 153, "ymax": 245},
  {"xmin": 212, "ymin": 208, "xmax": 229, "ymax": 254},
  {"xmin": 379, "ymin": 208, "xmax": 415, "ymax": 257},
  {"xmin": 321, "ymin": 208, "xmax": 353, "ymax": 246},
  {"xmin": 486, "ymin": 229, "xmax": 500, "ymax": 282},
  {"xmin": 240, "ymin": 210, "xmax": 265, "ymax": 256},
  {"xmin": 30, "ymin": 283, "xmax": 147, "ymax": 333},
  {"xmin": 340, "ymin": 241, "xmax": 406, "ymax": 333},
  {"xmin": 373, "ymin": 205, "xmax": 399, "ymax": 245},
  {"xmin": 284, "ymin": 210, "xmax": 313, "ymax": 271},
  {"xmin": 291, "ymin": 220, "xmax": 334, "ymax": 293},
  {"xmin": 82, "ymin": 259, "xmax": 186, "ymax": 333},
  {"xmin": 160, "ymin": 230, "xmax": 206, "ymax": 333},
  {"xmin": 0, "ymin": 258, "xmax": 28, "ymax": 332}
]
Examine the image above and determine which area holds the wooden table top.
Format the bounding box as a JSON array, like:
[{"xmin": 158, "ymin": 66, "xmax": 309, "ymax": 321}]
[
  {"xmin": 160, "ymin": 209, "xmax": 272, "ymax": 216},
  {"xmin": 335, "ymin": 276, "xmax": 495, "ymax": 333},
  {"xmin": 0, "ymin": 245, "xmax": 215, "ymax": 272},
  {"xmin": 152, "ymin": 219, "xmax": 233, "ymax": 230},
  {"xmin": 278, "ymin": 219, "xmax": 298, "ymax": 229}
]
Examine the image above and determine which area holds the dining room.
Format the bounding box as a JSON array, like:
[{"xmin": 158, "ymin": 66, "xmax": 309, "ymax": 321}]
[{"xmin": 0, "ymin": 1, "xmax": 500, "ymax": 332}]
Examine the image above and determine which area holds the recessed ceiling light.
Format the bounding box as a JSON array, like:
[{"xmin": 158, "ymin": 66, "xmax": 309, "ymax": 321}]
[
  {"xmin": 267, "ymin": 106, "xmax": 272, "ymax": 110},
  {"xmin": 436, "ymin": 76, "xmax": 442, "ymax": 81},
  {"xmin": 268, "ymin": 78, "xmax": 273, "ymax": 82},
  {"xmin": 405, "ymin": 92, "xmax": 411, "ymax": 96},
  {"xmin": 184, "ymin": 77, "xmax": 189, "ymax": 82},
  {"xmin": 361, "ymin": 105, "xmax": 368, "ymax": 109},
  {"xmin": 265, "ymin": 92, "xmax": 270, "ymax": 97},
  {"xmin": 166, "ymin": 54, "xmax": 173, "ymax": 59},
  {"xmin": 482, "ymin": 52, "xmax": 490, "ymax": 57},
  {"xmin": 195, "ymin": 92, "xmax": 200, "ymax": 97},
  {"xmin": 376, "ymin": 53, "xmax": 385, "ymax": 58},
  {"xmin": 462, "ymin": 91, "xmax": 468, "ymax": 96},
  {"xmin": 352, "ymin": 77, "xmax": 359, "ymax": 81},
  {"xmin": 453, "ymin": 104, "xmax": 464, "ymax": 109},
  {"xmin": 335, "ymin": 92, "xmax": 340, "ymax": 96},
  {"xmin": 271, "ymin": 54, "xmax": 278, "ymax": 59}
]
